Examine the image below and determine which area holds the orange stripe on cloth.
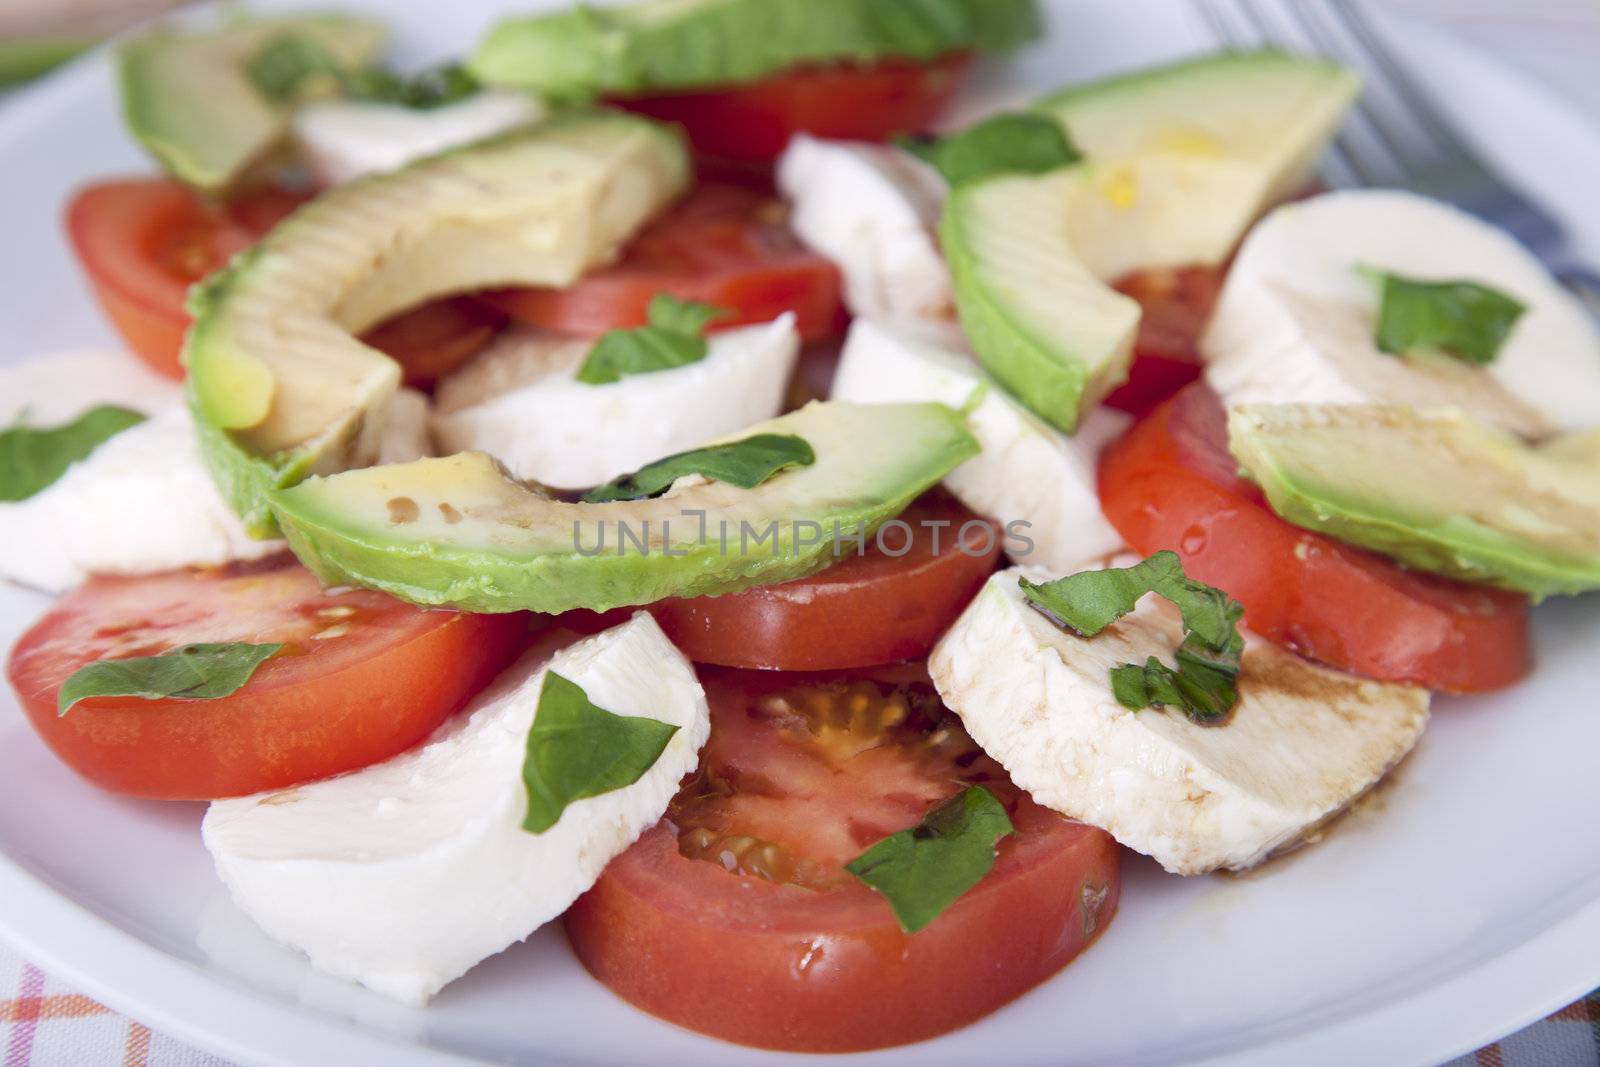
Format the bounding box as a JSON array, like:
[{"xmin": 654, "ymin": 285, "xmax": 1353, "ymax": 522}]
[
  {"xmin": 121, "ymin": 1022, "xmax": 152, "ymax": 1067},
  {"xmin": 0, "ymin": 992, "xmax": 112, "ymax": 1023}
]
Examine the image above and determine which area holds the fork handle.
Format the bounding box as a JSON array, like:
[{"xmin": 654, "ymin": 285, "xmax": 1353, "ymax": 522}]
[{"xmin": 1556, "ymin": 265, "xmax": 1600, "ymax": 322}]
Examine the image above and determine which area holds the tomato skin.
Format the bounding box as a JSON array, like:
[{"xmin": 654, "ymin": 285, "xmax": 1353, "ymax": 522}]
[
  {"xmin": 614, "ymin": 53, "xmax": 973, "ymax": 163},
  {"xmin": 362, "ymin": 296, "xmax": 507, "ymax": 391},
  {"xmin": 1103, "ymin": 265, "xmax": 1225, "ymax": 417},
  {"xmin": 65, "ymin": 180, "xmax": 306, "ymax": 379},
  {"xmin": 5, "ymin": 560, "xmax": 529, "ymax": 800},
  {"xmin": 565, "ymin": 667, "xmax": 1120, "ymax": 1053},
  {"xmin": 649, "ymin": 491, "xmax": 1001, "ymax": 670},
  {"xmin": 482, "ymin": 184, "xmax": 845, "ymax": 343},
  {"xmin": 1099, "ymin": 384, "xmax": 1532, "ymax": 692}
]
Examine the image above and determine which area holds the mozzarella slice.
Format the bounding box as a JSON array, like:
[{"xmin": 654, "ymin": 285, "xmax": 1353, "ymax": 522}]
[
  {"xmin": 292, "ymin": 90, "xmax": 545, "ymax": 185},
  {"xmin": 831, "ymin": 320, "xmax": 1129, "ymax": 572},
  {"xmin": 0, "ymin": 348, "xmax": 178, "ymax": 425},
  {"xmin": 375, "ymin": 386, "xmax": 433, "ymax": 464},
  {"xmin": 929, "ymin": 566, "xmax": 1429, "ymax": 874},
  {"xmin": 777, "ymin": 134, "xmax": 954, "ymax": 328},
  {"xmin": 1203, "ymin": 189, "xmax": 1600, "ymax": 436},
  {"xmin": 433, "ymin": 315, "xmax": 799, "ymax": 489},
  {"xmin": 202, "ymin": 613, "xmax": 709, "ymax": 1005}
]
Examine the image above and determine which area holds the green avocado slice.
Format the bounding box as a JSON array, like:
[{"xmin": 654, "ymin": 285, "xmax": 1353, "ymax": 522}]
[
  {"xmin": 184, "ymin": 112, "xmax": 690, "ymax": 537},
  {"xmin": 1228, "ymin": 404, "xmax": 1600, "ymax": 599},
  {"xmin": 469, "ymin": 0, "xmax": 1041, "ymax": 99},
  {"xmin": 119, "ymin": 13, "xmax": 387, "ymax": 191},
  {"xmin": 270, "ymin": 400, "xmax": 979, "ymax": 614}
]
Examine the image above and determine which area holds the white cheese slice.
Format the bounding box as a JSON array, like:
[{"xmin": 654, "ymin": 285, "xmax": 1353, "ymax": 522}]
[
  {"xmin": 1203, "ymin": 189, "xmax": 1600, "ymax": 436},
  {"xmin": 292, "ymin": 90, "xmax": 545, "ymax": 185},
  {"xmin": 0, "ymin": 348, "xmax": 178, "ymax": 425},
  {"xmin": 777, "ymin": 134, "xmax": 954, "ymax": 328},
  {"xmin": 929, "ymin": 565, "xmax": 1430, "ymax": 874},
  {"xmin": 202, "ymin": 613, "xmax": 709, "ymax": 1005},
  {"xmin": 831, "ymin": 319, "xmax": 1129, "ymax": 572},
  {"xmin": 432, "ymin": 315, "xmax": 799, "ymax": 489}
]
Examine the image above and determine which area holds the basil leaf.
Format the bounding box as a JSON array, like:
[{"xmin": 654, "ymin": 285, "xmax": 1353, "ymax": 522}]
[
  {"xmin": 899, "ymin": 112, "xmax": 1080, "ymax": 188},
  {"xmin": 1361, "ymin": 266, "xmax": 1526, "ymax": 365},
  {"xmin": 0, "ymin": 406, "xmax": 145, "ymax": 502},
  {"xmin": 576, "ymin": 294, "xmax": 729, "ymax": 385},
  {"xmin": 582, "ymin": 433, "xmax": 815, "ymax": 504},
  {"xmin": 246, "ymin": 34, "xmax": 340, "ymax": 102},
  {"xmin": 520, "ymin": 671, "xmax": 679, "ymax": 834},
  {"xmin": 845, "ymin": 786, "xmax": 1015, "ymax": 934},
  {"xmin": 1021, "ymin": 552, "xmax": 1245, "ymax": 725},
  {"xmin": 57, "ymin": 642, "xmax": 282, "ymax": 717},
  {"xmin": 343, "ymin": 61, "xmax": 481, "ymax": 110}
]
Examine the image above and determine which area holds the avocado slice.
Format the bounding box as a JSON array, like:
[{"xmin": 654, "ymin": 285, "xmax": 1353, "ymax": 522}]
[
  {"xmin": 939, "ymin": 50, "xmax": 1359, "ymax": 435},
  {"xmin": 469, "ymin": 0, "xmax": 1041, "ymax": 99},
  {"xmin": 1228, "ymin": 404, "xmax": 1600, "ymax": 598},
  {"xmin": 119, "ymin": 14, "xmax": 387, "ymax": 192},
  {"xmin": 270, "ymin": 400, "xmax": 980, "ymax": 614},
  {"xmin": 185, "ymin": 112, "xmax": 690, "ymax": 536}
]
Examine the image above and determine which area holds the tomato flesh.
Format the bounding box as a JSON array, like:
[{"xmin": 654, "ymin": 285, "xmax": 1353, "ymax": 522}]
[
  {"xmin": 614, "ymin": 53, "xmax": 973, "ymax": 163},
  {"xmin": 1103, "ymin": 265, "xmax": 1225, "ymax": 417},
  {"xmin": 361, "ymin": 295, "xmax": 507, "ymax": 391},
  {"xmin": 566, "ymin": 666, "xmax": 1120, "ymax": 1053},
  {"xmin": 1099, "ymin": 384, "xmax": 1532, "ymax": 692},
  {"xmin": 649, "ymin": 490, "xmax": 1001, "ymax": 670},
  {"xmin": 5, "ymin": 557, "xmax": 529, "ymax": 799},
  {"xmin": 481, "ymin": 183, "xmax": 845, "ymax": 343}
]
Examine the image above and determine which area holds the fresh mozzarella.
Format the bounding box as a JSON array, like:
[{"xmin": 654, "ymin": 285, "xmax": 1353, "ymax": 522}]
[
  {"xmin": 203, "ymin": 614, "xmax": 709, "ymax": 1005},
  {"xmin": 433, "ymin": 315, "xmax": 799, "ymax": 489},
  {"xmin": 929, "ymin": 565, "xmax": 1429, "ymax": 874},
  {"xmin": 1204, "ymin": 189, "xmax": 1600, "ymax": 436},
  {"xmin": 0, "ymin": 348, "xmax": 178, "ymax": 425},
  {"xmin": 831, "ymin": 320, "xmax": 1129, "ymax": 571},
  {"xmin": 292, "ymin": 90, "xmax": 545, "ymax": 185},
  {"xmin": 777, "ymin": 134, "xmax": 954, "ymax": 328},
  {"xmin": 376, "ymin": 387, "xmax": 433, "ymax": 464}
]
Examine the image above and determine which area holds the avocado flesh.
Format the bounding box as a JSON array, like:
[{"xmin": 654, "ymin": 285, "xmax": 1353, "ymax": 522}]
[
  {"xmin": 119, "ymin": 14, "xmax": 387, "ymax": 192},
  {"xmin": 469, "ymin": 0, "xmax": 1040, "ymax": 99},
  {"xmin": 939, "ymin": 51, "xmax": 1357, "ymax": 436},
  {"xmin": 270, "ymin": 400, "xmax": 980, "ymax": 614},
  {"xmin": 1228, "ymin": 404, "xmax": 1600, "ymax": 598},
  {"xmin": 185, "ymin": 113, "xmax": 690, "ymax": 536}
]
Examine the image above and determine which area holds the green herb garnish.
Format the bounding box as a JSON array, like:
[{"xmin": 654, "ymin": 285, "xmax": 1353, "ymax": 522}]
[
  {"xmin": 57, "ymin": 642, "xmax": 282, "ymax": 717},
  {"xmin": 1020, "ymin": 551, "xmax": 1245, "ymax": 724},
  {"xmin": 845, "ymin": 786, "xmax": 1015, "ymax": 934},
  {"xmin": 0, "ymin": 406, "xmax": 145, "ymax": 502},
  {"xmin": 582, "ymin": 433, "xmax": 815, "ymax": 504},
  {"xmin": 247, "ymin": 34, "xmax": 480, "ymax": 110},
  {"xmin": 576, "ymin": 294, "xmax": 729, "ymax": 385},
  {"xmin": 1360, "ymin": 266, "xmax": 1526, "ymax": 365},
  {"xmin": 520, "ymin": 671, "xmax": 679, "ymax": 834},
  {"xmin": 899, "ymin": 112, "xmax": 1080, "ymax": 188}
]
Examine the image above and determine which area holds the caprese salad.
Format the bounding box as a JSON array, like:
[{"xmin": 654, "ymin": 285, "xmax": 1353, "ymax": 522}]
[{"xmin": 3, "ymin": 0, "xmax": 1598, "ymax": 1054}]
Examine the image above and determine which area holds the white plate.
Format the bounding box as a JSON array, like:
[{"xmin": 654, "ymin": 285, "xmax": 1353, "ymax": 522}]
[{"xmin": 3, "ymin": 2, "xmax": 1599, "ymax": 1065}]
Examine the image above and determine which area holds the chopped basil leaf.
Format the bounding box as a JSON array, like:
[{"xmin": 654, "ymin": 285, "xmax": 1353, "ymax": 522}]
[
  {"xmin": 576, "ymin": 294, "xmax": 729, "ymax": 385},
  {"xmin": 582, "ymin": 433, "xmax": 815, "ymax": 504},
  {"xmin": 899, "ymin": 112, "xmax": 1080, "ymax": 188},
  {"xmin": 1020, "ymin": 551, "xmax": 1245, "ymax": 724},
  {"xmin": 0, "ymin": 406, "xmax": 145, "ymax": 502},
  {"xmin": 343, "ymin": 61, "xmax": 481, "ymax": 110},
  {"xmin": 57, "ymin": 642, "xmax": 282, "ymax": 717},
  {"xmin": 520, "ymin": 671, "xmax": 679, "ymax": 834},
  {"xmin": 247, "ymin": 35, "xmax": 479, "ymax": 110},
  {"xmin": 245, "ymin": 34, "xmax": 340, "ymax": 103},
  {"xmin": 845, "ymin": 786, "xmax": 1015, "ymax": 934},
  {"xmin": 1360, "ymin": 266, "xmax": 1526, "ymax": 365}
]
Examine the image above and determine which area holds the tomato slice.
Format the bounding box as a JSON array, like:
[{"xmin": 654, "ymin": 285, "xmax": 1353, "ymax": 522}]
[
  {"xmin": 613, "ymin": 53, "xmax": 973, "ymax": 164},
  {"xmin": 1098, "ymin": 384, "xmax": 1532, "ymax": 692},
  {"xmin": 649, "ymin": 490, "xmax": 1001, "ymax": 670},
  {"xmin": 480, "ymin": 183, "xmax": 846, "ymax": 343},
  {"xmin": 565, "ymin": 665, "xmax": 1119, "ymax": 1052},
  {"xmin": 66, "ymin": 178, "xmax": 502, "ymax": 385},
  {"xmin": 5, "ymin": 557, "xmax": 529, "ymax": 799},
  {"xmin": 1103, "ymin": 265, "xmax": 1226, "ymax": 417}
]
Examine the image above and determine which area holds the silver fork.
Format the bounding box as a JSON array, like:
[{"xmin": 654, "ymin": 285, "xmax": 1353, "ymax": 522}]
[{"xmin": 1197, "ymin": 0, "xmax": 1600, "ymax": 313}]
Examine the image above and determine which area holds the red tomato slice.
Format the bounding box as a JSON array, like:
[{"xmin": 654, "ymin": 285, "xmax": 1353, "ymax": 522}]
[
  {"xmin": 5, "ymin": 557, "xmax": 529, "ymax": 800},
  {"xmin": 649, "ymin": 490, "xmax": 1001, "ymax": 670},
  {"xmin": 613, "ymin": 53, "xmax": 973, "ymax": 163},
  {"xmin": 66, "ymin": 178, "xmax": 502, "ymax": 384},
  {"xmin": 480, "ymin": 183, "xmax": 846, "ymax": 343},
  {"xmin": 1103, "ymin": 265, "xmax": 1225, "ymax": 417},
  {"xmin": 565, "ymin": 666, "xmax": 1120, "ymax": 1052},
  {"xmin": 1098, "ymin": 384, "xmax": 1532, "ymax": 692}
]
